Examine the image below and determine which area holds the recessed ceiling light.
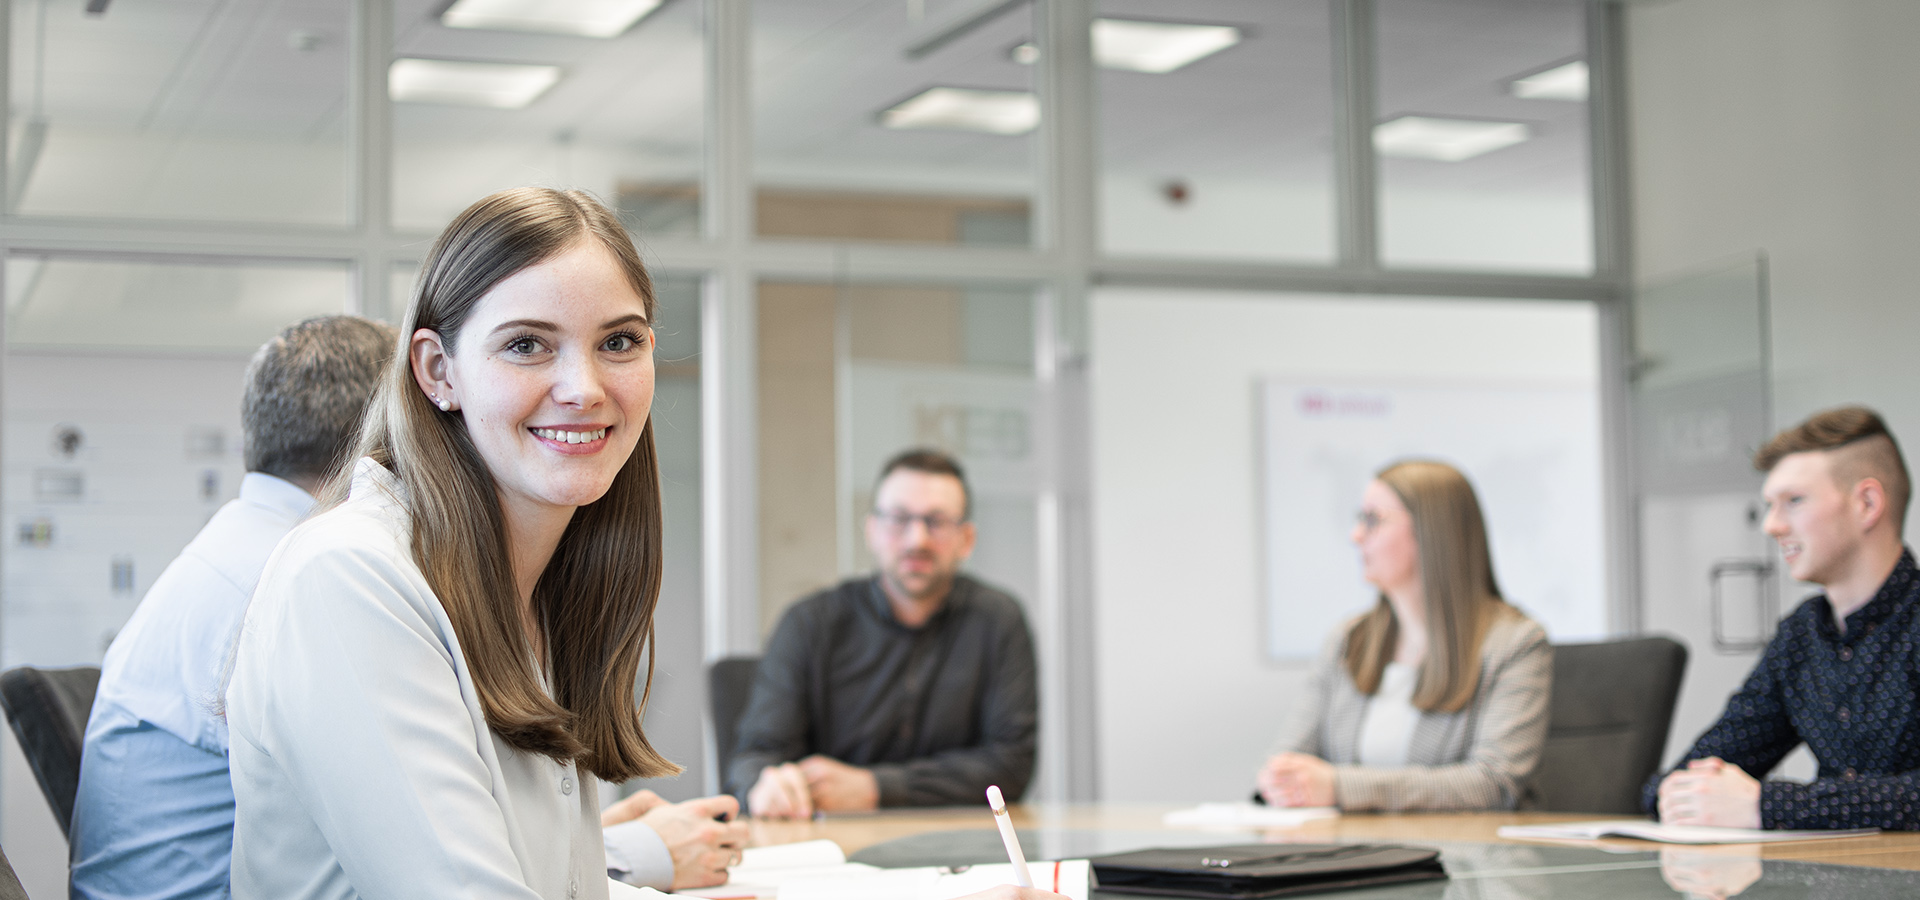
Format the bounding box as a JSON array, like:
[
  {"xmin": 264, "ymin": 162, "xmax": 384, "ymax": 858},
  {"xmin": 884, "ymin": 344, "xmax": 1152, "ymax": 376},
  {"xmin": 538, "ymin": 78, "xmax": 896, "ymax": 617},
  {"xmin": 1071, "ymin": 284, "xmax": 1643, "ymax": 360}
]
[
  {"xmin": 1511, "ymin": 60, "xmax": 1588, "ymax": 101},
  {"xmin": 1010, "ymin": 17, "xmax": 1242, "ymax": 74},
  {"xmin": 880, "ymin": 87, "xmax": 1038, "ymax": 135},
  {"xmin": 1093, "ymin": 18, "xmax": 1240, "ymax": 73},
  {"xmin": 1374, "ymin": 115, "xmax": 1529, "ymax": 162},
  {"xmin": 440, "ymin": 0, "xmax": 664, "ymax": 38},
  {"xmin": 389, "ymin": 58, "xmax": 563, "ymax": 109}
]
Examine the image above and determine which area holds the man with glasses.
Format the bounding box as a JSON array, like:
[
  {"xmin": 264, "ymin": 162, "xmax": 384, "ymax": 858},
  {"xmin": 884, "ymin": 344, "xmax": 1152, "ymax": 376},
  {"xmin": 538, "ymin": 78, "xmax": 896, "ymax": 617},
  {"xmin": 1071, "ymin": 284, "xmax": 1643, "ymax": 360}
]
[{"xmin": 728, "ymin": 449, "xmax": 1038, "ymax": 817}]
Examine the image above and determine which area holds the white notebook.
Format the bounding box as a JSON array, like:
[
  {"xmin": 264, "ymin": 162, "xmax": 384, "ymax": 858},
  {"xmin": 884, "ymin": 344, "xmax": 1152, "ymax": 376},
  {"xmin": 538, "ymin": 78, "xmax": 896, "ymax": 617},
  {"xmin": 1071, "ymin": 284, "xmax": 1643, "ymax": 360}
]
[{"xmin": 1498, "ymin": 819, "xmax": 1880, "ymax": 845}]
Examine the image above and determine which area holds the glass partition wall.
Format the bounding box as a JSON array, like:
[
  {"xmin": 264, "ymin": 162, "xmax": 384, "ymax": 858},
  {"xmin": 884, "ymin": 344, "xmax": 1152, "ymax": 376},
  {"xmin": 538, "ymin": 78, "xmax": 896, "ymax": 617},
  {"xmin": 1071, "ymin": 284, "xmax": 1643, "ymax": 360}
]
[
  {"xmin": 0, "ymin": 1, "xmax": 1627, "ymax": 885},
  {"xmin": 756, "ymin": 279, "xmax": 1039, "ymax": 634}
]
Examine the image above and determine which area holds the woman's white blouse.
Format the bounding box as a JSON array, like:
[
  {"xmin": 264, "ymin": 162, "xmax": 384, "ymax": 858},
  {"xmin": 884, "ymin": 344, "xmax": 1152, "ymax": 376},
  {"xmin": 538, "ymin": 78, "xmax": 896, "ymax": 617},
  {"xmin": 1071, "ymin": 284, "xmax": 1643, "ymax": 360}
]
[
  {"xmin": 1355, "ymin": 662, "xmax": 1419, "ymax": 768},
  {"xmin": 226, "ymin": 458, "xmax": 609, "ymax": 900}
]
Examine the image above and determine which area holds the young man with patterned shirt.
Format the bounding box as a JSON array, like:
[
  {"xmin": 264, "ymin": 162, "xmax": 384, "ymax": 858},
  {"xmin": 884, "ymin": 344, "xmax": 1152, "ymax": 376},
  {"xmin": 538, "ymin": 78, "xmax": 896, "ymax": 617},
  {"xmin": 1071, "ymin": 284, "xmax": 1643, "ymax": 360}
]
[{"xmin": 1644, "ymin": 406, "xmax": 1919, "ymax": 830}]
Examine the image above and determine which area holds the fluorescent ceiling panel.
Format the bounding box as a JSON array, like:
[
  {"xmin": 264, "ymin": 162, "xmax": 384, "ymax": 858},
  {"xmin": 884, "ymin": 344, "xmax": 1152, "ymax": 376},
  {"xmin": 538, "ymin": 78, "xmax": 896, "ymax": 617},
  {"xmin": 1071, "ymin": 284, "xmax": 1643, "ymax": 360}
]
[
  {"xmin": 440, "ymin": 0, "xmax": 664, "ymax": 38},
  {"xmin": 389, "ymin": 58, "xmax": 563, "ymax": 109},
  {"xmin": 1092, "ymin": 18, "xmax": 1241, "ymax": 73},
  {"xmin": 1012, "ymin": 18, "xmax": 1242, "ymax": 74},
  {"xmin": 1374, "ymin": 116, "xmax": 1529, "ymax": 162},
  {"xmin": 1511, "ymin": 61, "xmax": 1588, "ymax": 101},
  {"xmin": 880, "ymin": 88, "xmax": 1039, "ymax": 135}
]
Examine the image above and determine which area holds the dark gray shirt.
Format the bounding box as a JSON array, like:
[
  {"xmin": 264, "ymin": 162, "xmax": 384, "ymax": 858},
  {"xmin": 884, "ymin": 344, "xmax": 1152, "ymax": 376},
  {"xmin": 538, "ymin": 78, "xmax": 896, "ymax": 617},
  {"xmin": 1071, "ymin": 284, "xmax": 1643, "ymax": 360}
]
[{"xmin": 725, "ymin": 575, "xmax": 1038, "ymax": 807}]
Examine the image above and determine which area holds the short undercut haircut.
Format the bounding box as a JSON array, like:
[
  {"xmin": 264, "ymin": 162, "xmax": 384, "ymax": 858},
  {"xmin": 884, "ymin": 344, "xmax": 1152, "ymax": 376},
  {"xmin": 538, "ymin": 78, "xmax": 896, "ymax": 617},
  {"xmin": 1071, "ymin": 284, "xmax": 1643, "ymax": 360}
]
[
  {"xmin": 243, "ymin": 315, "xmax": 398, "ymax": 483},
  {"xmin": 876, "ymin": 448, "xmax": 972, "ymax": 520},
  {"xmin": 1755, "ymin": 406, "xmax": 1911, "ymax": 533}
]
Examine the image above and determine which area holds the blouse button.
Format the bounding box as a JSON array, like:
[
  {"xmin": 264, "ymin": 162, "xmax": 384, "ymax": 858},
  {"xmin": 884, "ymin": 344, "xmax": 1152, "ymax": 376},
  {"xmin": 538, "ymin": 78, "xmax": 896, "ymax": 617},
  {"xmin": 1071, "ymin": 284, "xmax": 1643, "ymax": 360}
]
[
  {"xmin": 1836, "ymin": 707, "xmax": 1851, "ymax": 724},
  {"xmin": 1839, "ymin": 646, "xmax": 1853, "ymax": 661},
  {"xmin": 1844, "ymin": 768, "xmax": 1858, "ymax": 781},
  {"xmin": 561, "ymin": 776, "xmax": 574, "ymax": 796},
  {"xmin": 568, "ymin": 878, "xmax": 579, "ymax": 899}
]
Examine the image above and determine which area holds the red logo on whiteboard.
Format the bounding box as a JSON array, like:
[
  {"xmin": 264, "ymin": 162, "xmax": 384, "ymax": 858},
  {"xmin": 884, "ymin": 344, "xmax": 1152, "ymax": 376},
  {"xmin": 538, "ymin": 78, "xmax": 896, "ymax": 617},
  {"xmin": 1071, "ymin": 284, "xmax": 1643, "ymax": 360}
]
[{"xmin": 1297, "ymin": 390, "xmax": 1390, "ymax": 417}]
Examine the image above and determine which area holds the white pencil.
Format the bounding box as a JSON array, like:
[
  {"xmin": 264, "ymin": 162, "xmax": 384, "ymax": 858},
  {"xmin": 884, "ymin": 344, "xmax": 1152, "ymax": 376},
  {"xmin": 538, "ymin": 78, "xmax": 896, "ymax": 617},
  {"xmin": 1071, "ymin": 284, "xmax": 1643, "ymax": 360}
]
[{"xmin": 985, "ymin": 785, "xmax": 1035, "ymax": 888}]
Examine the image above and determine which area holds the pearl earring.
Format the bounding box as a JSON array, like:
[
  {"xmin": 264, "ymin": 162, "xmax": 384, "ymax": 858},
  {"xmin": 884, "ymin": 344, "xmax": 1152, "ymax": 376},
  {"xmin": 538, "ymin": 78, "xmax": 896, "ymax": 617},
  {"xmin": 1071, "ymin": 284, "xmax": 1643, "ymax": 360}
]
[{"xmin": 429, "ymin": 393, "xmax": 452, "ymax": 412}]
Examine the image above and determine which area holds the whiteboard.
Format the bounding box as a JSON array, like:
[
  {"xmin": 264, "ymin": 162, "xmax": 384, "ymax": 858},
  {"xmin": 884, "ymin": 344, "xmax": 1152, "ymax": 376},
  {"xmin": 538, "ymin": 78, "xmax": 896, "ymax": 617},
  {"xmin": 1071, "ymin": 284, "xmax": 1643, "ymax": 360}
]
[{"xmin": 1259, "ymin": 378, "xmax": 1607, "ymax": 660}]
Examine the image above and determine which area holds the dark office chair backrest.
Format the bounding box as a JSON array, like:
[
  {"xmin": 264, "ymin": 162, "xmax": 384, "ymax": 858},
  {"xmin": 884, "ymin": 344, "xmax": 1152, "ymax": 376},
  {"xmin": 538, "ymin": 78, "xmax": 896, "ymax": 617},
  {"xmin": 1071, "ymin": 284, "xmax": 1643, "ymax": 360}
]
[
  {"xmin": 1533, "ymin": 637, "xmax": 1688, "ymax": 814},
  {"xmin": 0, "ymin": 665, "xmax": 101, "ymax": 838},
  {"xmin": 708, "ymin": 656, "xmax": 761, "ymax": 787}
]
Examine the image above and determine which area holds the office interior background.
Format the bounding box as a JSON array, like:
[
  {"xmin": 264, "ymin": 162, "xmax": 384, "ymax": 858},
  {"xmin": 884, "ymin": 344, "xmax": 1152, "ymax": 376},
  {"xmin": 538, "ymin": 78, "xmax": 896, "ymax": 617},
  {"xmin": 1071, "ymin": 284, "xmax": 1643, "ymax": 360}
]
[{"xmin": 2, "ymin": 0, "xmax": 1917, "ymax": 892}]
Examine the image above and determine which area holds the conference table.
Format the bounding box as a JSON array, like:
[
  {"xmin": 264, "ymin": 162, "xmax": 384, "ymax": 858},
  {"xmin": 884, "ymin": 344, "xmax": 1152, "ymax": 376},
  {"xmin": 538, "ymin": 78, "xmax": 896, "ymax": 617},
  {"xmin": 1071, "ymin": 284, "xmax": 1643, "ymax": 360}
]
[{"xmin": 743, "ymin": 803, "xmax": 1920, "ymax": 898}]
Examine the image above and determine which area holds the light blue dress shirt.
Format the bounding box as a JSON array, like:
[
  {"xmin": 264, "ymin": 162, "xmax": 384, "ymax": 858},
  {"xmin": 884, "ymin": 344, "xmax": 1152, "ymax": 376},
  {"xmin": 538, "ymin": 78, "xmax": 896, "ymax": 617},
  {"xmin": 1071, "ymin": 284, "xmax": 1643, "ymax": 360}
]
[{"xmin": 70, "ymin": 473, "xmax": 315, "ymax": 900}]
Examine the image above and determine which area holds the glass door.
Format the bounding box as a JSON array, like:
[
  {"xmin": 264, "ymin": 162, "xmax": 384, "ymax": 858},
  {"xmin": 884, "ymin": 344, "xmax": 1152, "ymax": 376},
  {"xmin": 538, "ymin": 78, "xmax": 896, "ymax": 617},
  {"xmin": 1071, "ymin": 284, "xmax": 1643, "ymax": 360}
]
[{"xmin": 1631, "ymin": 254, "xmax": 1808, "ymax": 776}]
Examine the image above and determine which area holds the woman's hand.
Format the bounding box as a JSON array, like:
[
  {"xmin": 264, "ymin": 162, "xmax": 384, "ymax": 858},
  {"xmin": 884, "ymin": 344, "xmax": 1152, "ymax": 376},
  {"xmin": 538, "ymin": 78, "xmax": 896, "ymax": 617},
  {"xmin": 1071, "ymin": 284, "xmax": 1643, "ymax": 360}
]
[
  {"xmin": 642, "ymin": 796, "xmax": 748, "ymax": 889},
  {"xmin": 600, "ymin": 789, "xmax": 669, "ymax": 826},
  {"xmin": 1257, "ymin": 752, "xmax": 1336, "ymax": 807}
]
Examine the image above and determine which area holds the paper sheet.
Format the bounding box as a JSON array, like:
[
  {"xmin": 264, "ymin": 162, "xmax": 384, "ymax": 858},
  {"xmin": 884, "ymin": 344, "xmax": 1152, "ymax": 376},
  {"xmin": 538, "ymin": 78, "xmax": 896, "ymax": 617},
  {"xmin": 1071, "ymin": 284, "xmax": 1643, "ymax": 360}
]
[
  {"xmin": 1163, "ymin": 802, "xmax": 1340, "ymax": 828},
  {"xmin": 607, "ymin": 879, "xmax": 670, "ymax": 899},
  {"xmin": 1497, "ymin": 820, "xmax": 1881, "ymax": 845},
  {"xmin": 677, "ymin": 840, "xmax": 882, "ymax": 899},
  {"xmin": 778, "ymin": 860, "xmax": 1091, "ymax": 900},
  {"xmin": 734, "ymin": 840, "xmax": 850, "ymax": 870},
  {"xmin": 677, "ymin": 839, "xmax": 1093, "ymax": 899}
]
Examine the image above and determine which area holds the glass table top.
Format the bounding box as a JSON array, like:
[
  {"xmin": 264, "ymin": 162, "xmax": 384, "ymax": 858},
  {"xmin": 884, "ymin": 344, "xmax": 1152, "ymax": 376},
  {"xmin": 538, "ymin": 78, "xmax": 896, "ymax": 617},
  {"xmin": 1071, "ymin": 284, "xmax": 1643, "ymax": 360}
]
[{"xmin": 847, "ymin": 827, "xmax": 1920, "ymax": 899}]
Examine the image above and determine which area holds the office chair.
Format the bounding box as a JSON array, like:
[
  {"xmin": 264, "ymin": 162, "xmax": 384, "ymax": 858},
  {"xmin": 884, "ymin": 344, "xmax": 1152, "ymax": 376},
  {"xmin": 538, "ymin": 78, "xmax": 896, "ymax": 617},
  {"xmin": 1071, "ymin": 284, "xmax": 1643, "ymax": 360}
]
[
  {"xmin": 0, "ymin": 665, "xmax": 101, "ymax": 838},
  {"xmin": 707, "ymin": 656, "xmax": 761, "ymax": 787},
  {"xmin": 1532, "ymin": 637, "xmax": 1688, "ymax": 814}
]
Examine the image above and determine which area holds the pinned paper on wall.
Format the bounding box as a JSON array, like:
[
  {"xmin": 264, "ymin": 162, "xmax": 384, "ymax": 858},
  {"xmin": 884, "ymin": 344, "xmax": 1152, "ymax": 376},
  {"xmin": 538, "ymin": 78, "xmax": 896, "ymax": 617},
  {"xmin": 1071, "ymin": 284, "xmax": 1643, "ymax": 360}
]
[{"xmin": 1259, "ymin": 378, "xmax": 1607, "ymax": 661}]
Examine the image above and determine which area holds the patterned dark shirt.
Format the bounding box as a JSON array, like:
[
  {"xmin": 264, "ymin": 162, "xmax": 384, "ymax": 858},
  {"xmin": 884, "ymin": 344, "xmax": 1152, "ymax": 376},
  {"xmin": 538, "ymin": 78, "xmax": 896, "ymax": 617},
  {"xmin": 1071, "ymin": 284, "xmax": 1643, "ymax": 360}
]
[{"xmin": 1642, "ymin": 549, "xmax": 1920, "ymax": 829}]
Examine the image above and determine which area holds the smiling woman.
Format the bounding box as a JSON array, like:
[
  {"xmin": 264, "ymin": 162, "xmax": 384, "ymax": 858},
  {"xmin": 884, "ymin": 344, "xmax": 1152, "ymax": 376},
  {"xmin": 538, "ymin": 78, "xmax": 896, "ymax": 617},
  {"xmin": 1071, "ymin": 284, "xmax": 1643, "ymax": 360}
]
[
  {"xmin": 408, "ymin": 235, "xmax": 659, "ymax": 595},
  {"xmin": 220, "ymin": 186, "xmax": 1068, "ymax": 900},
  {"xmin": 223, "ymin": 187, "xmax": 679, "ymax": 899}
]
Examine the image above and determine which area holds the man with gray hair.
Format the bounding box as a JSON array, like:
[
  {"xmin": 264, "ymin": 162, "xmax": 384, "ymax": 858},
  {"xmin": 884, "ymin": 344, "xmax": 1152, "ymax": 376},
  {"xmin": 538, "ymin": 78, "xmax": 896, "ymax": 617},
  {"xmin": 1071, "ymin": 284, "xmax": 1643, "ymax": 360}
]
[{"xmin": 70, "ymin": 315, "xmax": 396, "ymax": 899}]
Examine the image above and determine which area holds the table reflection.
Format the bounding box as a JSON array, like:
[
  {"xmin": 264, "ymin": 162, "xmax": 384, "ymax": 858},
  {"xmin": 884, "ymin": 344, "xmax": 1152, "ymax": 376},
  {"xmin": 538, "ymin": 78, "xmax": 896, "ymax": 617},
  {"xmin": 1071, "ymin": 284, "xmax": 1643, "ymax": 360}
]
[{"xmin": 1659, "ymin": 848, "xmax": 1763, "ymax": 900}]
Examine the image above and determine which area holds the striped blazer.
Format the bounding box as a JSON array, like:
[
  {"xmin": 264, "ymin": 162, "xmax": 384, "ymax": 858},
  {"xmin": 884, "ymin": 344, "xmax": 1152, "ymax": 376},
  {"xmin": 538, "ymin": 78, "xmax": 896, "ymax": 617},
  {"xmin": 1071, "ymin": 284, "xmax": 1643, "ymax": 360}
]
[{"xmin": 1269, "ymin": 607, "xmax": 1552, "ymax": 811}]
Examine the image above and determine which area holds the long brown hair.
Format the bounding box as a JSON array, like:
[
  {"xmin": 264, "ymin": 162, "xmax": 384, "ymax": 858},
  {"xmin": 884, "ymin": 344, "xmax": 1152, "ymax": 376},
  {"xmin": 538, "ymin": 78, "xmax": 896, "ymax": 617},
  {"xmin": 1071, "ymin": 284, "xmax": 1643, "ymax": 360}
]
[
  {"xmin": 1342, "ymin": 459, "xmax": 1513, "ymax": 714},
  {"xmin": 334, "ymin": 187, "xmax": 678, "ymax": 783}
]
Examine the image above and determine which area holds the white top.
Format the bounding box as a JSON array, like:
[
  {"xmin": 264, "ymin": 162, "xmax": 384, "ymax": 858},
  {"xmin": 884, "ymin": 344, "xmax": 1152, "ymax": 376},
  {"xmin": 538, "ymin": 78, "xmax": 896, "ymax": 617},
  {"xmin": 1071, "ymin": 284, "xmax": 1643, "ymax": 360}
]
[
  {"xmin": 227, "ymin": 458, "xmax": 610, "ymax": 900},
  {"xmin": 1355, "ymin": 662, "xmax": 1421, "ymax": 768}
]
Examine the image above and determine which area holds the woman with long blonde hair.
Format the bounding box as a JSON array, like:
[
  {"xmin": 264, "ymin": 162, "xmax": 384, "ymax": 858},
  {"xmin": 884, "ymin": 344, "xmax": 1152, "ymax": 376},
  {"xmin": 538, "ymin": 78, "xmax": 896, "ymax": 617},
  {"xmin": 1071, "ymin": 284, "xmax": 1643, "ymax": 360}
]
[
  {"xmin": 1258, "ymin": 460, "xmax": 1552, "ymax": 811},
  {"xmin": 223, "ymin": 187, "xmax": 1062, "ymax": 899}
]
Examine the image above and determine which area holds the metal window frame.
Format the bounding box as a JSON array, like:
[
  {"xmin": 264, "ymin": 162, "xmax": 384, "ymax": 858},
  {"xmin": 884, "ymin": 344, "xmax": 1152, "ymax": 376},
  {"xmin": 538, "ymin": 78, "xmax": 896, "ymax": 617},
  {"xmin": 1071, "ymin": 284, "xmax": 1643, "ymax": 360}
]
[{"xmin": 0, "ymin": 0, "xmax": 1635, "ymax": 803}]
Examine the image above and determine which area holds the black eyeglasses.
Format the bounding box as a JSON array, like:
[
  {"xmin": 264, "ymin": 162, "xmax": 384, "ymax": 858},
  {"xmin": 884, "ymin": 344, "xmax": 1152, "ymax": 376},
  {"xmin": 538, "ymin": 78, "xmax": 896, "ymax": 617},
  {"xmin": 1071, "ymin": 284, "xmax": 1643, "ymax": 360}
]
[{"xmin": 871, "ymin": 510, "xmax": 965, "ymax": 538}]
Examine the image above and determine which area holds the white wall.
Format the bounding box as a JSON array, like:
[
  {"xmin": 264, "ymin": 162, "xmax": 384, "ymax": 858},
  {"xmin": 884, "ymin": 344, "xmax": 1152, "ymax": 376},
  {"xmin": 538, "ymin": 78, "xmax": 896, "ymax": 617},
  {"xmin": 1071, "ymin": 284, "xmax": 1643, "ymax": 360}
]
[
  {"xmin": 1628, "ymin": 0, "xmax": 1920, "ymax": 530},
  {"xmin": 1089, "ymin": 287, "xmax": 1598, "ymax": 802},
  {"xmin": 2, "ymin": 352, "xmax": 251, "ymax": 898}
]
